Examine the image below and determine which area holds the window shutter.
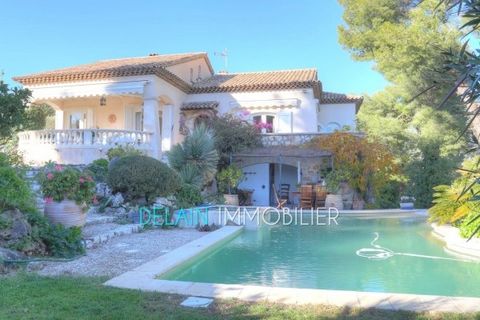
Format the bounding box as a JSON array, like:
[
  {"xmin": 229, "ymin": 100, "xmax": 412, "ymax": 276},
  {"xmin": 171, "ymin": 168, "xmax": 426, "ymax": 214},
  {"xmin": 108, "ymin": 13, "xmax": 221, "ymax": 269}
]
[{"xmin": 277, "ymin": 112, "xmax": 292, "ymax": 133}]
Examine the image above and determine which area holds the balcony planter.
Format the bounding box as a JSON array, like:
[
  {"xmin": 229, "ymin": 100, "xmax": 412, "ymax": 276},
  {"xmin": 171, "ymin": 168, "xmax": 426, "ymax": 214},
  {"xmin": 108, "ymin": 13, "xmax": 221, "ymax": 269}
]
[
  {"xmin": 400, "ymin": 196, "xmax": 415, "ymax": 210},
  {"xmin": 44, "ymin": 200, "xmax": 86, "ymax": 228},
  {"xmin": 39, "ymin": 164, "xmax": 96, "ymax": 228}
]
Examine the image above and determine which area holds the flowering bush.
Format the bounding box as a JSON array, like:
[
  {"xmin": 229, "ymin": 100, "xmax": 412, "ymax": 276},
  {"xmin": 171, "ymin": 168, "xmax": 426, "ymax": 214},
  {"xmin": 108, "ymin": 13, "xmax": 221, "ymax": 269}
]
[
  {"xmin": 253, "ymin": 121, "xmax": 273, "ymax": 132},
  {"xmin": 39, "ymin": 164, "xmax": 96, "ymax": 206}
]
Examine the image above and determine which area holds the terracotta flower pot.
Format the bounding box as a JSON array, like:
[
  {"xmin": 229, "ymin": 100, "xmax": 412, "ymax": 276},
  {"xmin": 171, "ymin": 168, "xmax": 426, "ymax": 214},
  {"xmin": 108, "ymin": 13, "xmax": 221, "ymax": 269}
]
[
  {"xmin": 223, "ymin": 194, "xmax": 239, "ymax": 206},
  {"xmin": 44, "ymin": 199, "xmax": 86, "ymax": 228}
]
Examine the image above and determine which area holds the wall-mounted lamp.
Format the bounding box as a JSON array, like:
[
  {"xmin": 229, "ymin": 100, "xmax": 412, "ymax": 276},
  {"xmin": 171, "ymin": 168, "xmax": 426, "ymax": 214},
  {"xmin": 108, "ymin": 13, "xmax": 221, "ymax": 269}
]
[{"xmin": 100, "ymin": 95, "xmax": 107, "ymax": 106}]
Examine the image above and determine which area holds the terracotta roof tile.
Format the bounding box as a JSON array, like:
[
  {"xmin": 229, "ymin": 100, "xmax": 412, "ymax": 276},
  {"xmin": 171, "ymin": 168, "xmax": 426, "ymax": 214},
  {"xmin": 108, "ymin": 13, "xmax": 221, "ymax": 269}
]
[
  {"xmin": 181, "ymin": 101, "xmax": 219, "ymax": 110},
  {"xmin": 191, "ymin": 69, "xmax": 321, "ymax": 97},
  {"xmin": 13, "ymin": 52, "xmax": 209, "ymax": 92},
  {"xmin": 13, "ymin": 54, "xmax": 323, "ymax": 97},
  {"xmin": 321, "ymin": 91, "xmax": 363, "ymax": 105}
]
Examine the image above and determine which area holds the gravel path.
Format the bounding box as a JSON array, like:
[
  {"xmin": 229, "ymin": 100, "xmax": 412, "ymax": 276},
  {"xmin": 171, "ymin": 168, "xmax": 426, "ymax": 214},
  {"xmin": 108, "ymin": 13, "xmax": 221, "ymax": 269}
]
[{"xmin": 36, "ymin": 229, "xmax": 205, "ymax": 277}]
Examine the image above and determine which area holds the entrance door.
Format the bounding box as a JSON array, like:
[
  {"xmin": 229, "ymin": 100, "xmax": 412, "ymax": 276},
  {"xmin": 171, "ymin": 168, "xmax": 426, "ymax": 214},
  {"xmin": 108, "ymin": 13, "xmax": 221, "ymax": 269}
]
[{"xmin": 238, "ymin": 163, "xmax": 270, "ymax": 206}]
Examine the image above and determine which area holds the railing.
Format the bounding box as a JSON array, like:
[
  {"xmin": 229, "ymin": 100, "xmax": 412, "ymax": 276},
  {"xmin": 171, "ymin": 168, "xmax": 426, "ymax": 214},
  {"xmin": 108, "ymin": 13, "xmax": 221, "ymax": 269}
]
[
  {"xmin": 18, "ymin": 129, "xmax": 153, "ymax": 148},
  {"xmin": 260, "ymin": 132, "xmax": 363, "ymax": 147},
  {"xmin": 260, "ymin": 133, "xmax": 328, "ymax": 147}
]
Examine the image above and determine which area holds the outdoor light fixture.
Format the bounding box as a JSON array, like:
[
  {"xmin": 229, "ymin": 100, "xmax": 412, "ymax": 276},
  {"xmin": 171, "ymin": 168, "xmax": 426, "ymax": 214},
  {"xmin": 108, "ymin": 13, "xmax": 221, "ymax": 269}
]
[{"xmin": 100, "ymin": 95, "xmax": 107, "ymax": 106}]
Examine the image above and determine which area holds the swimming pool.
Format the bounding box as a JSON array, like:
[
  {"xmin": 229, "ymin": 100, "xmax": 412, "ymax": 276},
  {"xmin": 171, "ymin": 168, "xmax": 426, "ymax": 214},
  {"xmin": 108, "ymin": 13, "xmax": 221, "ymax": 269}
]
[{"xmin": 162, "ymin": 213, "xmax": 480, "ymax": 298}]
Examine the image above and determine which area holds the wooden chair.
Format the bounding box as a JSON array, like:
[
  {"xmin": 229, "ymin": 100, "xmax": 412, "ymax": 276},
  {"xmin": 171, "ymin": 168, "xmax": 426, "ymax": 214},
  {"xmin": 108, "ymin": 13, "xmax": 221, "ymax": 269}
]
[
  {"xmin": 280, "ymin": 184, "xmax": 290, "ymax": 204},
  {"xmin": 314, "ymin": 185, "xmax": 327, "ymax": 209},
  {"xmin": 300, "ymin": 185, "xmax": 313, "ymax": 208},
  {"xmin": 272, "ymin": 184, "xmax": 287, "ymax": 209}
]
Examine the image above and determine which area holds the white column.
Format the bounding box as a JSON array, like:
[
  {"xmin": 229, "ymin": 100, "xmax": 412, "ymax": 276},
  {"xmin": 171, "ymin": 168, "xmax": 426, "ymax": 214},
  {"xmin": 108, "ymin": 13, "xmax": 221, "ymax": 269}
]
[
  {"xmin": 143, "ymin": 98, "xmax": 161, "ymax": 159},
  {"xmin": 161, "ymin": 104, "xmax": 174, "ymax": 152},
  {"xmin": 55, "ymin": 110, "xmax": 64, "ymax": 129}
]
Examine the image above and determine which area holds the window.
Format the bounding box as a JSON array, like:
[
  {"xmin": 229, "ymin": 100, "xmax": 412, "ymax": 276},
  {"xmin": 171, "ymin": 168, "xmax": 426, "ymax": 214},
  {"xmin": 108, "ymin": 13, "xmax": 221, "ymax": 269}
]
[
  {"xmin": 69, "ymin": 112, "xmax": 86, "ymax": 129},
  {"xmin": 252, "ymin": 114, "xmax": 274, "ymax": 133},
  {"xmin": 325, "ymin": 122, "xmax": 341, "ymax": 133},
  {"xmin": 134, "ymin": 111, "xmax": 143, "ymax": 131}
]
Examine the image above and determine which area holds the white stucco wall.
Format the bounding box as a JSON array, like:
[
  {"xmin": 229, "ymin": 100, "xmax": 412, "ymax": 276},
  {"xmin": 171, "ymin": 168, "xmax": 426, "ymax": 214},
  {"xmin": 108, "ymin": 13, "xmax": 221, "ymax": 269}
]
[
  {"xmin": 317, "ymin": 103, "xmax": 357, "ymax": 132},
  {"xmin": 166, "ymin": 57, "xmax": 213, "ymax": 84},
  {"xmin": 184, "ymin": 88, "xmax": 320, "ymax": 133}
]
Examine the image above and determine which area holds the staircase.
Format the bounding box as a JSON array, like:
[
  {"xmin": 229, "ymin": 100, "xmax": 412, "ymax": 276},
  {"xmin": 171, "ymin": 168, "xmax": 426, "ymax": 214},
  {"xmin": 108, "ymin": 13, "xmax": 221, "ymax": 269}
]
[{"xmin": 26, "ymin": 169, "xmax": 143, "ymax": 250}]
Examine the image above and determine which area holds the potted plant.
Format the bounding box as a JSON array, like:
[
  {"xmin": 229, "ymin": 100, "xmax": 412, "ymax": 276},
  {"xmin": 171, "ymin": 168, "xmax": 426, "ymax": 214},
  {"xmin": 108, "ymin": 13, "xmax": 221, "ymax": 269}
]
[
  {"xmin": 217, "ymin": 165, "xmax": 244, "ymax": 205},
  {"xmin": 400, "ymin": 196, "xmax": 415, "ymax": 210},
  {"xmin": 39, "ymin": 164, "xmax": 96, "ymax": 227}
]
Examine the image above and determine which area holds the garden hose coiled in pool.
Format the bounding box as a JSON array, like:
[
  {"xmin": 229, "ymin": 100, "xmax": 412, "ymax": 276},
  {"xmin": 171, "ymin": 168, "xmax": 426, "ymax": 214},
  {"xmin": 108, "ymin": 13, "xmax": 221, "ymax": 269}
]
[{"xmin": 356, "ymin": 232, "xmax": 477, "ymax": 263}]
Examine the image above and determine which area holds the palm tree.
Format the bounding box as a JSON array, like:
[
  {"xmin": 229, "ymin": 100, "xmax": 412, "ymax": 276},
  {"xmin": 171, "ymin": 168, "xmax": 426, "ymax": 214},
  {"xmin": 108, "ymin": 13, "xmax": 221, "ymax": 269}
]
[{"xmin": 167, "ymin": 124, "xmax": 219, "ymax": 186}]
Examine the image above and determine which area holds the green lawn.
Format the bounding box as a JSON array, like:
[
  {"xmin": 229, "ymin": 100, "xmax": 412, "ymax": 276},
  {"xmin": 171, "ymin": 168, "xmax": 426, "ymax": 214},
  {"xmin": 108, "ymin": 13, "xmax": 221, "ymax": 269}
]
[{"xmin": 0, "ymin": 274, "xmax": 477, "ymax": 320}]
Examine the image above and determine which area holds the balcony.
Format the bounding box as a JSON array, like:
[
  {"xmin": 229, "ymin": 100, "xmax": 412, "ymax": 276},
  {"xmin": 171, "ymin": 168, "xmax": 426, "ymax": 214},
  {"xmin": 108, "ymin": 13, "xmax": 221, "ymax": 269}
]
[
  {"xmin": 260, "ymin": 133, "xmax": 329, "ymax": 147},
  {"xmin": 18, "ymin": 129, "xmax": 153, "ymax": 165}
]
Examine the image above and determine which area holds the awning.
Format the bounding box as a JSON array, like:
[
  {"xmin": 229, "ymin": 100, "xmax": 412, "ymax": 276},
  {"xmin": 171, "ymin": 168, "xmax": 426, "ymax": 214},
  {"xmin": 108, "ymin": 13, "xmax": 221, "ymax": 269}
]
[
  {"xmin": 29, "ymin": 80, "xmax": 148, "ymax": 101},
  {"xmin": 229, "ymin": 98, "xmax": 300, "ymax": 109}
]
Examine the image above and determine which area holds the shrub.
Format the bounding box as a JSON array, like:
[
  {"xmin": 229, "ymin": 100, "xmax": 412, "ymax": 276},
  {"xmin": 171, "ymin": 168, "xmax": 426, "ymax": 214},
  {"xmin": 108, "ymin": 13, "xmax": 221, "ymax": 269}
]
[
  {"xmin": 168, "ymin": 124, "xmax": 219, "ymax": 186},
  {"xmin": 307, "ymin": 132, "xmax": 398, "ymax": 202},
  {"xmin": 176, "ymin": 184, "xmax": 203, "ymax": 208},
  {"xmin": 86, "ymin": 158, "xmax": 109, "ymax": 182},
  {"xmin": 325, "ymin": 169, "xmax": 351, "ymax": 194},
  {"xmin": 217, "ymin": 165, "xmax": 243, "ymax": 194},
  {"xmin": 460, "ymin": 210, "xmax": 480, "ymax": 239},
  {"xmin": 106, "ymin": 145, "xmax": 144, "ymax": 161},
  {"xmin": 41, "ymin": 224, "xmax": 84, "ymax": 257},
  {"xmin": 0, "ymin": 166, "xmax": 32, "ymax": 212},
  {"xmin": 39, "ymin": 165, "xmax": 96, "ymax": 205},
  {"xmin": 208, "ymin": 114, "xmax": 262, "ymax": 169},
  {"xmin": 374, "ymin": 180, "xmax": 401, "ymax": 209},
  {"xmin": 107, "ymin": 155, "xmax": 180, "ymax": 203}
]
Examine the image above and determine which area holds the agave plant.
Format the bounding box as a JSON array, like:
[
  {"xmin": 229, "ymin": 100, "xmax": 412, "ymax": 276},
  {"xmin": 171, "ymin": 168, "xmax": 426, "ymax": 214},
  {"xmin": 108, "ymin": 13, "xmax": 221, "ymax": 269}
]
[
  {"xmin": 167, "ymin": 124, "xmax": 219, "ymax": 187},
  {"xmin": 177, "ymin": 164, "xmax": 203, "ymax": 189}
]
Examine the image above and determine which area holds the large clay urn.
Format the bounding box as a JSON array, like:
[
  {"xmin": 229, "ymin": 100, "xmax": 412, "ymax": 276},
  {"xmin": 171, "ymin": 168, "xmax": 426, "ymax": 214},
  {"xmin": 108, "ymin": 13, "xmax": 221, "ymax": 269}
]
[
  {"xmin": 44, "ymin": 199, "xmax": 86, "ymax": 228},
  {"xmin": 325, "ymin": 194, "xmax": 344, "ymax": 210}
]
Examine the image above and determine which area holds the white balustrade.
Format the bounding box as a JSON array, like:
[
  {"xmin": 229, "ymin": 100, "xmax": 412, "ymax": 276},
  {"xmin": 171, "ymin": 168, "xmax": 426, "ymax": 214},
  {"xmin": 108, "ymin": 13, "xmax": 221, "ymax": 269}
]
[{"xmin": 18, "ymin": 129, "xmax": 152, "ymax": 148}]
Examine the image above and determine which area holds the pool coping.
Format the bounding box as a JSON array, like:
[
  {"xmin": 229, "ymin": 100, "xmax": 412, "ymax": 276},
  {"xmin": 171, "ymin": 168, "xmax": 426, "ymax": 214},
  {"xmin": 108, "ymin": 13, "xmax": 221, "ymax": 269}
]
[
  {"xmin": 431, "ymin": 223, "xmax": 480, "ymax": 259},
  {"xmin": 104, "ymin": 221, "xmax": 480, "ymax": 313}
]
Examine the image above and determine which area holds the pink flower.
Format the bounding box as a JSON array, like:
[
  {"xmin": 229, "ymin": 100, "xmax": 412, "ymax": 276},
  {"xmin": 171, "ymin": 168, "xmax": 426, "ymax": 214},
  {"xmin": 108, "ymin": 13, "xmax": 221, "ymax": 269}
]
[
  {"xmin": 92, "ymin": 196, "xmax": 98, "ymax": 205},
  {"xmin": 47, "ymin": 173, "xmax": 54, "ymax": 180},
  {"xmin": 79, "ymin": 177, "xmax": 85, "ymax": 183},
  {"xmin": 44, "ymin": 197, "xmax": 53, "ymax": 204},
  {"xmin": 54, "ymin": 164, "xmax": 63, "ymax": 171}
]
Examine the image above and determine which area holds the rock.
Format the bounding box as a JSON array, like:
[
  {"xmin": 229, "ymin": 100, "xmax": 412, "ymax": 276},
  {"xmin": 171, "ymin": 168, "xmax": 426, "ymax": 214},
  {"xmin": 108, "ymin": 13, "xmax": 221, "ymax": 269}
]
[
  {"xmin": 0, "ymin": 209, "xmax": 30, "ymax": 240},
  {"xmin": 154, "ymin": 197, "xmax": 173, "ymax": 208},
  {"xmin": 0, "ymin": 247, "xmax": 26, "ymax": 261},
  {"xmin": 11, "ymin": 218, "xmax": 31, "ymax": 240},
  {"xmin": 110, "ymin": 193, "xmax": 124, "ymax": 207},
  {"xmin": 95, "ymin": 183, "xmax": 112, "ymax": 198}
]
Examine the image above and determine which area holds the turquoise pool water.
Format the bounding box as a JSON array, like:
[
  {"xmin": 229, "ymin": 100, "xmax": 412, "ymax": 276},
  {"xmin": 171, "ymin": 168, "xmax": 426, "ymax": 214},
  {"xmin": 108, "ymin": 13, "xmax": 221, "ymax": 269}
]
[{"xmin": 163, "ymin": 214, "xmax": 480, "ymax": 297}]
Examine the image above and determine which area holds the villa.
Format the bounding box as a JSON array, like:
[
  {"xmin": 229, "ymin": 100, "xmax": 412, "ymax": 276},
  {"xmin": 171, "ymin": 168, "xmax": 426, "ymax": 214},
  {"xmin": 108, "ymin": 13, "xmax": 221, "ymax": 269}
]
[{"xmin": 14, "ymin": 52, "xmax": 362, "ymax": 206}]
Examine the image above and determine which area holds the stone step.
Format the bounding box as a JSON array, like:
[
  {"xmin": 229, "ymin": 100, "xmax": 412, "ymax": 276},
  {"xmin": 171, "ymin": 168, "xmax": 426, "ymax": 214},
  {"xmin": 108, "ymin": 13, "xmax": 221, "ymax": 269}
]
[
  {"xmin": 82, "ymin": 222, "xmax": 143, "ymax": 249},
  {"xmin": 85, "ymin": 213, "xmax": 116, "ymax": 226}
]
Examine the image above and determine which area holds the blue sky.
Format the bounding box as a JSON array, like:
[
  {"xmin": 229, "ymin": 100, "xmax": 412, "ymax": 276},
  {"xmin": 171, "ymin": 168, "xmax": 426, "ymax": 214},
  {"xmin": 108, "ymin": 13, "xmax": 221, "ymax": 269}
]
[{"xmin": 0, "ymin": 0, "xmax": 387, "ymax": 95}]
